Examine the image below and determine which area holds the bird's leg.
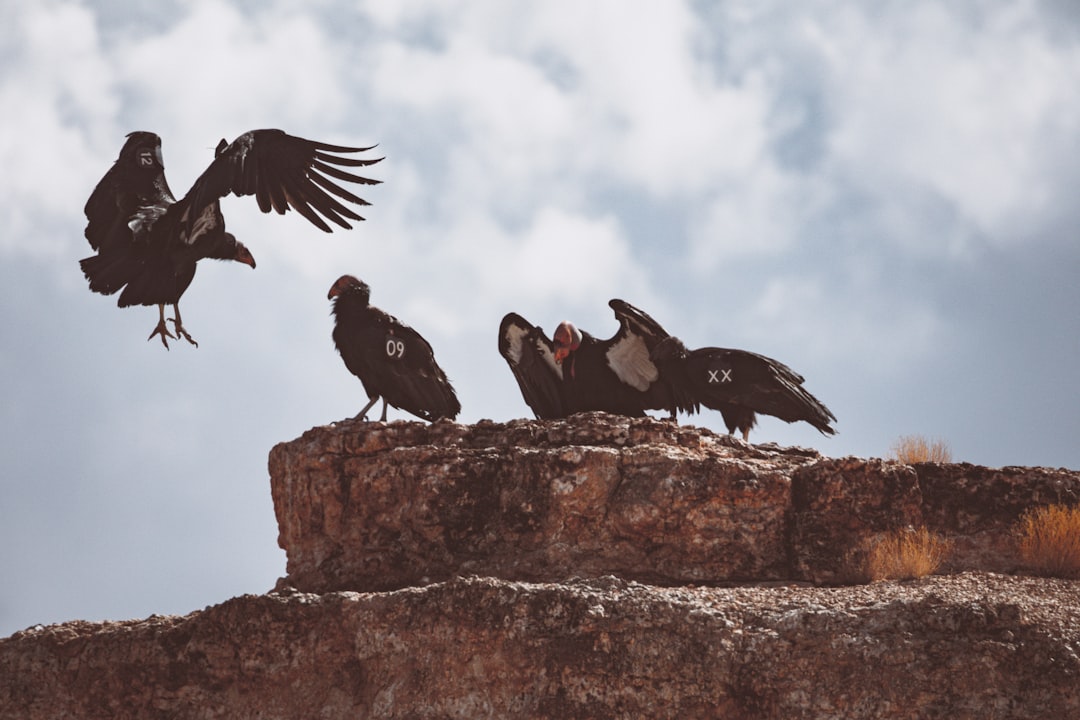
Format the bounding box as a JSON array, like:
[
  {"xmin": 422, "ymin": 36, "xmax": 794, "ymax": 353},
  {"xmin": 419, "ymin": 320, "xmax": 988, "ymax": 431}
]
[
  {"xmin": 379, "ymin": 398, "xmax": 389, "ymax": 422},
  {"xmin": 742, "ymin": 428, "xmax": 750, "ymax": 442},
  {"xmin": 353, "ymin": 395, "xmax": 380, "ymax": 421},
  {"xmin": 167, "ymin": 304, "xmax": 199, "ymax": 348},
  {"xmin": 147, "ymin": 304, "xmax": 175, "ymax": 349}
]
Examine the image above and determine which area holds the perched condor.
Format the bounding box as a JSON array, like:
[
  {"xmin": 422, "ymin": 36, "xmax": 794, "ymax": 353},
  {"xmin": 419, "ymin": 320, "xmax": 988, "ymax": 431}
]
[
  {"xmin": 650, "ymin": 336, "xmax": 836, "ymax": 440},
  {"xmin": 329, "ymin": 275, "xmax": 460, "ymax": 423},
  {"xmin": 81, "ymin": 129, "xmax": 382, "ymax": 348},
  {"xmin": 498, "ymin": 299, "xmax": 693, "ymax": 420},
  {"xmin": 498, "ymin": 299, "xmax": 837, "ymax": 440}
]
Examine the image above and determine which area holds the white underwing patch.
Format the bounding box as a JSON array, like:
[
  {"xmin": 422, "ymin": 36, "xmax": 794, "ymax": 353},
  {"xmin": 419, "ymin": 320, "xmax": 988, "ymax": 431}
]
[
  {"xmin": 607, "ymin": 333, "xmax": 657, "ymax": 392},
  {"xmin": 504, "ymin": 324, "xmax": 528, "ymax": 363}
]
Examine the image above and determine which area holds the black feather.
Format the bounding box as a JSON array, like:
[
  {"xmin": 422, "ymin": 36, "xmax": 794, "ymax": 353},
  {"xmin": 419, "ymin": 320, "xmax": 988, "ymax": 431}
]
[
  {"xmin": 651, "ymin": 336, "xmax": 837, "ymax": 437},
  {"xmin": 497, "ymin": 313, "xmax": 567, "ymax": 419},
  {"xmin": 330, "ymin": 275, "xmax": 460, "ymax": 422},
  {"xmin": 79, "ymin": 129, "xmax": 381, "ymax": 347},
  {"xmin": 500, "ymin": 300, "xmax": 837, "ymax": 440}
]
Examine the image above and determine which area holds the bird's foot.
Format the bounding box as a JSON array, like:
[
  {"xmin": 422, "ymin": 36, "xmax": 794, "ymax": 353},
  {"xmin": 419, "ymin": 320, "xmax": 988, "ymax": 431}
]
[
  {"xmin": 148, "ymin": 320, "xmax": 176, "ymax": 349},
  {"xmin": 167, "ymin": 318, "xmax": 199, "ymax": 348}
]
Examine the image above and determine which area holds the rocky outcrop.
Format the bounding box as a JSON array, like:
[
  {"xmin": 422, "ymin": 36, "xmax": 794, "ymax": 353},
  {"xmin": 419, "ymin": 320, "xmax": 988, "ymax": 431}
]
[
  {"xmin": 2, "ymin": 573, "xmax": 1078, "ymax": 719},
  {"xmin": 268, "ymin": 414, "xmax": 1080, "ymax": 589},
  {"xmin": 3, "ymin": 414, "xmax": 1079, "ymax": 719}
]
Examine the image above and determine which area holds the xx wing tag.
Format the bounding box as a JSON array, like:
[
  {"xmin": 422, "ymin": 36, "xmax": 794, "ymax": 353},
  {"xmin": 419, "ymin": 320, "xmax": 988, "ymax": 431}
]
[{"xmin": 707, "ymin": 362, "xmax": 733, "ymax": 384}]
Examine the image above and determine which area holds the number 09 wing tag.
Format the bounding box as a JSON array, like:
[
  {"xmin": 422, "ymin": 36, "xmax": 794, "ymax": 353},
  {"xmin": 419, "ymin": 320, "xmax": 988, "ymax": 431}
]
[{"xmin": 385, "ymin": 335, "xmax": 406, "ymax": 360}]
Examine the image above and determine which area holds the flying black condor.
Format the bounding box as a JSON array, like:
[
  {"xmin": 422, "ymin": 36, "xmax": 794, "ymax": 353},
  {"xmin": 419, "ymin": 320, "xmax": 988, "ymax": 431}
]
[
  {"xmin": 329, "ymin": 275, "xmax": 460, "ymax": 423},
  {"xmin": 650, "ymin": 335, "xmax": 837, "ymax": 440},
  {"xmin": 81, "ymin": 129, "xmax": 382, "ymax": 348}
]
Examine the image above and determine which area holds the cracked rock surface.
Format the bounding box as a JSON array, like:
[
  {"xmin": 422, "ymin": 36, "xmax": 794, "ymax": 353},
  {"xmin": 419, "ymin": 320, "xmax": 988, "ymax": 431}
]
[
  {"xmin": 3, "ymin": 414, "xmax": 1078, "ymax": 719},
  {"xmin": 2, "ymin": 573, "xmax": 1077, "ymax": 719}
]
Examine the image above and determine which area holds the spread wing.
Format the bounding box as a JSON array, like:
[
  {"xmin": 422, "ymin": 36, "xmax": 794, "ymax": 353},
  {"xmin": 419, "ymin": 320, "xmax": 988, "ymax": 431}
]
[
  {"xmin": 181, "ymin": 129, "xmax": 383, "ymax": 238},
  {"xmin": 683, "ymin": 347, "xmax": 837, "ymax": 435},
  {"xmin": 604, "ymin": 299, "xmax": 670, "ymax": 393},
  {"xmin": 498, "ymin": 312, "xmax": 566, "ymax": 419}
]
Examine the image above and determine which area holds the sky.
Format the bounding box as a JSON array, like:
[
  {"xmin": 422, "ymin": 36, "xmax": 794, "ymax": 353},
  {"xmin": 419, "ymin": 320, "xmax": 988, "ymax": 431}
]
[{"xmin": 1, "ymin": 0, "xmax": 1078, "ymax": 637}]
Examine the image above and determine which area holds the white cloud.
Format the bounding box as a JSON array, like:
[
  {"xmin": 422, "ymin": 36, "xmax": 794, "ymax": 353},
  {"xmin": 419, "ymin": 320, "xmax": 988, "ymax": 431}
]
[
  {"xmin": 481, "ymin": 205, "xmax": 647, "ymax": 307},
  {"xmin": 2, "ymin": 0, "xmax": 1080, "ymax": 640},
  {"xmin": 740, "ymin": 273, "xmax": 944, "ymax": 376},
  {"xmin": 687, "ymin": 163, "xmax": 831, "ymax": 266},
  {"xmin": 113, "ymin": 1, "xmax": 349, "ymax": 175},
  {"xmin": 814, "ymin": 2, "xmax": 1080, "ymax": 249},
  {"xmin": 0, "ymin": 2, "xmax": 116, "ymax": 258}
]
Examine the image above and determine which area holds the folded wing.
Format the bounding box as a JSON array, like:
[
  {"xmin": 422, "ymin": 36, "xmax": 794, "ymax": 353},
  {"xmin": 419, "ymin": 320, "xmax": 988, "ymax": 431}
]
[{"xmin": 664, "ymin": 340, "xmax": 837, "ymax": 436}]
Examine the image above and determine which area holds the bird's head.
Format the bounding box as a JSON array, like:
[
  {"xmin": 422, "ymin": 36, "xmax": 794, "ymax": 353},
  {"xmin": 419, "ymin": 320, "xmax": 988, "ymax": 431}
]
[
  {"xmin": 234, "ymin": 243, "xmax": 256, "ymax": 269},
  {"xmin": 328, "ymin": 274, "xmax": 370, "ymax": 303},
  {"xmin": 120, "ymin": 131, "xmax": 163, "ymax": 171},
  {"xmin": 552, "ymin": 321, "xmax": 582, "ymax": 364}
]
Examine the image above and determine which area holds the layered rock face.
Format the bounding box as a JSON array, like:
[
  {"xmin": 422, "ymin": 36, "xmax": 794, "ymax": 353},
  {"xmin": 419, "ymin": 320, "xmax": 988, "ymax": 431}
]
[
  {"xmin": 3, "ymin": 573, "xmax": 1078, "ymax": 719},
  {"xmin": 268, "ymin": 414, "xmax": 1080, "ymax": 589},
  {"xmin": 3, "ymin": 415, "xmax": 1079, "ymax": 719}
]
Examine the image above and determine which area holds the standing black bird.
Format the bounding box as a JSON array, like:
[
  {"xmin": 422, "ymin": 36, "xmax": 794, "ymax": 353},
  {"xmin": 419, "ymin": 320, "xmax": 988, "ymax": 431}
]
[
  {"xmin": 499, "ymin": 299, "xmax": 837, "ymax": 440},
  {"xmin": 81, "ymin": 129, "xmax": 382, "ymax": 348},
  {"xmin": 650, "ymin": 336, "xmax": 836, "ymax": 440},
  {"xmin": 329, "ymin": 275, "xmax": 460, "ymax": 422}
]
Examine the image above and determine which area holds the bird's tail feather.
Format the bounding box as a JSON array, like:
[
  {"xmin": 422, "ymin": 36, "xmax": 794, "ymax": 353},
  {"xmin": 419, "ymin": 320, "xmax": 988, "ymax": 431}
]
[{"xmin": 79, "ymin": 254, "xmax": 136, "ymax": 296}]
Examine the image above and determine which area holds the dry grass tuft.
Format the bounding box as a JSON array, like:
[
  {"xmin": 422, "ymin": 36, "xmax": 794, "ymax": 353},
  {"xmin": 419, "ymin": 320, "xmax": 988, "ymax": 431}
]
[
  {"xmin": 1016, "ymin": 504, "xmax": 1080, "ymax": 579},
  {"xmin": 862, "ymin": 527, "xmax": 952, "ymax": 582},
  {"xmin": 890, "ymin": 435, "xmax": 952, "ymax": 464}
]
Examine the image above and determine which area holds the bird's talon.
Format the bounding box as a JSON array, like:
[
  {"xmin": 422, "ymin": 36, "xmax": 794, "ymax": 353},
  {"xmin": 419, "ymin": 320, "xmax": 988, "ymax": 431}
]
[
  {"xmin": 167, "ymin": 318, "xmax": 199, "ymax": 347},
  {"xmin": 148, "ymin": 323, "xmax": 175, "ymax": 349}
]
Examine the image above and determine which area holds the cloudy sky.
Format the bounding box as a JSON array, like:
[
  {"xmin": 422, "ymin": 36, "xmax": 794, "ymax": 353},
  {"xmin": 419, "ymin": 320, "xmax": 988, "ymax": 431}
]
[{"xmin": 2, "ymin": 0, "xmax": 1078, "ymax": 637}]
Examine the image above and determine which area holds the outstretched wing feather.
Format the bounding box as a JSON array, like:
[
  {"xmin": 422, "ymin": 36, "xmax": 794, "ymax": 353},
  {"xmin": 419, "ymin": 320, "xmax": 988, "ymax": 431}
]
[
  {"xmin": 181, "ymin": 129, "xmax": 381, "ymax": 236},
  {"xmin": 604, "ymin": 299, "xmax": 669, "ymax": 392}
]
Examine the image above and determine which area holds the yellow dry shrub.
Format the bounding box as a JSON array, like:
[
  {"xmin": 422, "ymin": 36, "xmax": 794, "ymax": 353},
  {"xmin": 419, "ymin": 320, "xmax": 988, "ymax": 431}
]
[
  {"xmin": 863, "ymin": 526, "xmax": 952, "ymax": 582},
  {"xmin": 890, "ymin": 435, "xmax": 952, "ymax": 464},
  {"xmin": 1016, "ymin": 504, "xmax": 1080, "ymax": 579}
]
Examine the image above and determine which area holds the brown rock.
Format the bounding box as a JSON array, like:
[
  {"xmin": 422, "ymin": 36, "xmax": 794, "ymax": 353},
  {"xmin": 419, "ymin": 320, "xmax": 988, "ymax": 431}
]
[
  {"xmin": 789, "ymin": 457, "xmax": 925, "ymax": 583},
  {"xmin": 916, "ymin": 462, "xmax": 1080, "ymax": 573},
  {"xmin": 269, "ymin": 414, "xmax": 1080, "ymax": 589},
  {"xmin": 269, "ymin": 414, "xmax": 821, "ymax": 591},
  {"xmin": 4, "ymin": 414, "xmax": 1079, "ymax": 719},
  {"xmin": 2, "ymin": 573, "xmax": 1077, "ymax": 719}
]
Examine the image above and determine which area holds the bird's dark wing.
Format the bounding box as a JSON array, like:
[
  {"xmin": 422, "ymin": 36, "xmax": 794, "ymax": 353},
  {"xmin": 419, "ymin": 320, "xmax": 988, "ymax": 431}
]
[
  {"xmin": 84, "ymin": 133, "xmax": 175, "ymax": 253},
  {"xmin": 83, "ymin": 171, "xmax": 132, "ymax": 252},
  {"xmin": 361, "ymin": 310, "xmax": 460, "ymax": 421},
  {"xmin": 603, "ymin": 299, "xmax": 670, "ymax": 393},
  {"xmin": 498, "ymin": 313, "xmax": 567, "ymax": 419},
  {"xmin": 180, "ymin": 129, "xmax": 383, "ymax": 239},
  {"xmin": 683, "ymin": 347, "xmax": 837, "ymax": 435}
]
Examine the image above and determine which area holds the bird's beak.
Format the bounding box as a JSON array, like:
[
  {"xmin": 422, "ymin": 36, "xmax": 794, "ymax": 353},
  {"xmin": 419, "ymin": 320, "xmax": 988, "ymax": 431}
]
[
  {"xmin": 553, "ymin": 346, "xmax": 570, "ymax": 364},
  {"xmin": 235, "ymin": 246, "xmax": 256, "ymax": 268}
]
